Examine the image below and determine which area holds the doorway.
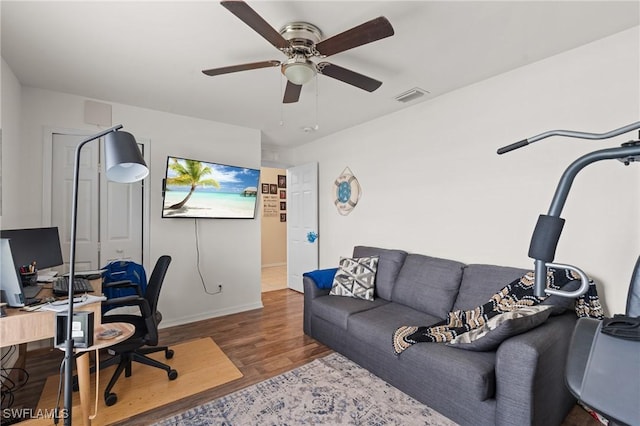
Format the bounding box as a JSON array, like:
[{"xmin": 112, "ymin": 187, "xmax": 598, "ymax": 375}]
[{"xmin": 260, "ymin": 166, "xmax": 287, "ymax": 292}]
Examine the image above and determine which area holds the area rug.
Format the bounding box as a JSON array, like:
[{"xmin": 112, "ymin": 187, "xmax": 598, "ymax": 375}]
[
  {"xmin": 154, "ymin": 352, "xmax": 457, "ymax": 425},
  {"xmin": 27, "ymin": 337, "xmax": 242, "ymax": 426}
]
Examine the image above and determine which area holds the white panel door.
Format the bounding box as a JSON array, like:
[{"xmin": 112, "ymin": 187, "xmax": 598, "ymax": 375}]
[
  {"xmin": 51, "ymin": 134, "xmax": 143, "ymax": 272},
  {"xmin": 287, "ymin": 162, "xmax": 318, "ymax": 292},
  {"xmin": 52, "ymin": 133, "xmax": 99, "ymax": 272},
  {"xmin": 99, "ymin": 143, "xmax": 144, "ymax": 265}
]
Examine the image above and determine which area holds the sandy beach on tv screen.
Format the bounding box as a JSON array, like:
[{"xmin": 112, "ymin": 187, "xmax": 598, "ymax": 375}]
[{"xmin": 163, "ymin": 192, "xmax": 255, "ymax": 218}]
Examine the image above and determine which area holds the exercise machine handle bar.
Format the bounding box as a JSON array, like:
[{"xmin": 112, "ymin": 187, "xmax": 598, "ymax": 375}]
[
  {"xmin": 499, "ymin": 121, "xmax": 640, "ymax": 298},
  {"xmin": 496, "ymin": 121, "xmax": 640, "ymax": 154}
]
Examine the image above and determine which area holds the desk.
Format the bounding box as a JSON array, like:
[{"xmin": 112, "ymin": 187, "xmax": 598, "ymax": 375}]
[
  {"xmin": 0, "ymin": 280, "xmax": 103, "ymax": 346},
  {"xmin": 0, "ymin": 279, "xmax": 104, "ymax": 425}
]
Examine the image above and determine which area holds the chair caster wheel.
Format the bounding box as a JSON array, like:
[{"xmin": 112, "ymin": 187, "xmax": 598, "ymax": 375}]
[
  {"xmin": 165, "ymin": 349, "xmax": 174, "ymax": 359},
  {"xmin": 105, "ymin": 392, "xmax": 117, "ymax": 406},
  {"xmin": 168, "ymin": 369, "xmax": 178, "ymax": 380}
]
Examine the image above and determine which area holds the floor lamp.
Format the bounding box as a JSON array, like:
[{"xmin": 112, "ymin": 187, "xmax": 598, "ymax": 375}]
[{"xmin": 62, "ymin": 124, "xmax": 148, "ymax": 425}]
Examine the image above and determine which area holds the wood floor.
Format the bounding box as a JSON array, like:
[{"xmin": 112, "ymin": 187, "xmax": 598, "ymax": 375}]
[
  {"xmin": 7, "ymin": 289, "xmax": 597, "ymax": 425},
  {"xmin": 261, "ymin": 264, "xmax": 287, "ymax": 293}
]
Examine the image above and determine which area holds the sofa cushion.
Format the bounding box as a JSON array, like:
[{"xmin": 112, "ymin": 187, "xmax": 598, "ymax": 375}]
[
  {"xmin": 353, "ymin": 246, "xmax": 408, "ymax": 300},
  {"xmin": 391, "ymin": 254, "xmax": 465, "ymax": 318},
  {"xmin": 447, "ymin": 305, "xmax": 554, "ymax": 351},
  {"xmin": 330, "ymin": 256, "xmax": 379, "ymax": 300},
  {"xmin": 312, "ymin": 294, "xmax": 388, "ymax": 330},
  {"xmin": 453, "ymin": 264, "xmax": 528, "ymax": 311},
  {"xmin": 348, "ymin": 303, "xmax": 497, "ymax": 401},
  {"xmin": 400, "ymin": 338, "xmax": 497, "ymax": 402},
  {"xmin": 347, "ymin": 302, "xmax": 440, "ymax": 354}
]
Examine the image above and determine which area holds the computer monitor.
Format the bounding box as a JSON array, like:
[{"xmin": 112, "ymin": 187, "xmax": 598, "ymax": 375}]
[
  {"xmin": 0, "ymin": 238, "xmax": 25, "ymax": 307},
  {"xmin": 0, "ymin": 227, "xmax": 64, "ymax": 275}
]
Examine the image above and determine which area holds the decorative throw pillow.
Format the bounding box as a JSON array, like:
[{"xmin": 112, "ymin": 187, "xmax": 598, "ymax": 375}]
[
  {"xmin": 329, "ymin": 256, "xmax": 379, "ymax": 301},
  {"xmin": 446, "ymin": 305, "xmax": 553, "ymax": 351}
]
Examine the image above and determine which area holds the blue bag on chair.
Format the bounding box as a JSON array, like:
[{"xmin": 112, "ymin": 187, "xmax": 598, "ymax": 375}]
[{"xmin": 102, "ymin": 260, "xmax": 147, "ymax": 313}]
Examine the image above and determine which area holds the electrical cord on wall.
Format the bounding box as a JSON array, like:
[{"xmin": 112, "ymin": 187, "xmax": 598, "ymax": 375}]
[{"xmin": 194, "ymin": 219, "xmax": 222, "ymax": 295}]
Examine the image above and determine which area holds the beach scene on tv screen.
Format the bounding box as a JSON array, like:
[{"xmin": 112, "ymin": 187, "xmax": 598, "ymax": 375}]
[{"xmin": 163, "ymin": 157, "xmax": 260, "ymax": 218}]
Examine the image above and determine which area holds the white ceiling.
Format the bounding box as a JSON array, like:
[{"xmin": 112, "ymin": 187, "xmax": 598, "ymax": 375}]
[{"xmin": 2, "ymin": 1, "xmax": 639, "ymax": 148}]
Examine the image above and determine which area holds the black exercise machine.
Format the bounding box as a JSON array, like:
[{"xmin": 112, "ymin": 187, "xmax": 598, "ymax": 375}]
[{"xmin": 498, "ymin": 121, "xmax": 640, "ymax": 426}]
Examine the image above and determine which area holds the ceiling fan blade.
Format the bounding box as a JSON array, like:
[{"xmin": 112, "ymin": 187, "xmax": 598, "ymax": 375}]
[
  {"xmin": 283, "ymin": 81, "xmax": 302, "ymax": 103},
  {"xmin": 221, "ymin": 1, "xmax": 289, "ymax": 50},
  {"xmin": 315, "ymin": 16, "xmax": 394, "ymax": 57},
  {"xmin": 202, "ymin": 60, "xmax": 280, "ymax": 76},
  {"xmin": 318, "ymin": 62, "xmax": 382, "ymax": 92}
]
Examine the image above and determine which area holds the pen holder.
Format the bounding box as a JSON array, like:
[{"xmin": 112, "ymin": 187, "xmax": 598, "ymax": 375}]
[{"xmin": 20, "ymin": 271, "xmax": 37, "ymax": 286}]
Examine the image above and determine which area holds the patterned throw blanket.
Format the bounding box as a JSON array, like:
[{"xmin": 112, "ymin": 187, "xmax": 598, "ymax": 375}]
[{"xmin": 392, "ymin": 268, "xmax": 604, "ymax": 355}]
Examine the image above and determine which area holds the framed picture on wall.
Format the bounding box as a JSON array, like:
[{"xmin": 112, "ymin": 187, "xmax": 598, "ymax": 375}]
[
  {"xmin": 270, "ymin": 184, "xmax": 277, "ymax": 194},
  {"xmin": 280, "ymin": 201, "xmax": 286, "ymax": 210},
  {"xmin": 279, "ymin": 190, "xmax": 286, "ymax": 199},
  {"xmin": 261, "ymin": 183, "xmax": 269, "ymax": 194},
  {"xmin": 278, "ymin": 175, "xmax": 286, "ymax": 188},
  {"xmin": 280, "ymin": 213, "xmax": 286, "ymax": 222}
]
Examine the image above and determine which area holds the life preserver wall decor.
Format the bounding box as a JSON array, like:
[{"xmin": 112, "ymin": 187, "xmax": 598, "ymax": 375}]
[{"xmin": 334, "ymin": 167, "xmax": 361, "ymax": 215}]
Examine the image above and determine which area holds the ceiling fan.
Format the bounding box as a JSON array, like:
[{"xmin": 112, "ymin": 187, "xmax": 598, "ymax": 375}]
[{"xmin": 202, "ymin": 0, "xmax": 395, "ymax": 104}]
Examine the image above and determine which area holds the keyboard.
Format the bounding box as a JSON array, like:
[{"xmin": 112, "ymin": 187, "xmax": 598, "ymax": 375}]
[{"xmin": 52, "ymin": 276, "xmax": 94, "ymax": 295}]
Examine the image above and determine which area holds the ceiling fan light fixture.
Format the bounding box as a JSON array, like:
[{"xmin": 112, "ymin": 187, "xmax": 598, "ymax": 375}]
[{"xmin": 282, "ymin": 58, "xmax": 316, "ymax": 85}]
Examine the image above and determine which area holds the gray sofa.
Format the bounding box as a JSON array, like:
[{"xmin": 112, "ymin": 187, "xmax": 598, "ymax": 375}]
[{"xmin": 303, "ymin": 246, "xmax": 579, "ymax": 426}]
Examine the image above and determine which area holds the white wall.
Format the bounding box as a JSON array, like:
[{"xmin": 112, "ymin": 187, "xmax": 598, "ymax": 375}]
[
  {"xmin": 286, "ymin": 27, "xmax": 640, "ymax": 315},
  {"xmin": 0, "ymin": 57, "xmax": 24, "ymax": 381},
  {"xmin": 1, "ymin": 58, "xmax": 22, "ymax": 224},
  {"xmin": 4, "ymin": 85, "xmax": 263, "ymax": 327}
]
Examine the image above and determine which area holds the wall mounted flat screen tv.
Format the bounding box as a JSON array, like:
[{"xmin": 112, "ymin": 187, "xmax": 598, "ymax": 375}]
[{"xmin": 162, "ymin": 156, "xmax": 261, "ymax": 219}]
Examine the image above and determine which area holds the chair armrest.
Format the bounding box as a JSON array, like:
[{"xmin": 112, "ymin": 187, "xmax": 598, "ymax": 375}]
[
  {"xmin": 103, "ymin": 280, "xmax": 144, "ymax": 297},
  {"xmin": 102, "ymin": 295, "xmax": 152, "ymax": 317},
  {"xmin": 495, "ymin": 312, "xmax": 577, "ymax": 426}
]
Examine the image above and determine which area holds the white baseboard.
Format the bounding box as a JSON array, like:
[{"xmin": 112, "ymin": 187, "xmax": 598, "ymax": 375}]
[{"xmin": 159, "ymin": 301, "xmax": 264, "ymax": 329}]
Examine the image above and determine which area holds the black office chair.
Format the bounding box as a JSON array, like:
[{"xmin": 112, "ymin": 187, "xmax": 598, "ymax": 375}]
[{"xmin": 98, "ymin": 255, "xmax": 178, "ymax": 406}]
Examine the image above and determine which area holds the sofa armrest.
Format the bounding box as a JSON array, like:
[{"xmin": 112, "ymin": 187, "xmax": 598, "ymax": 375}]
[
  {"xmin": 494, "ymin": 312, "xmax": 577, "ymax": 426},
  {"xmin": 303, "ymin": 275, "xmax": 331, "ymax": 336},
  {"xmin": 303, "ymin": 275, "xmax": 332, "ymax": 298}
]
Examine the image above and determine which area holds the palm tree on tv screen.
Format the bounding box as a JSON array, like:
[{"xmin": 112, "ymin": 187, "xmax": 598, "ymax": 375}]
[{"xmin": 165, "ymin": 159, "xmax": 220, "ymax": 209}]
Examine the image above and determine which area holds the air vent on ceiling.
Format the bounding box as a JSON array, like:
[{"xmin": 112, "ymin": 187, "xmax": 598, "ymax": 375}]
[{"xmin": 394, "ymin": 87, "xmax": 429, "ymax": 103}]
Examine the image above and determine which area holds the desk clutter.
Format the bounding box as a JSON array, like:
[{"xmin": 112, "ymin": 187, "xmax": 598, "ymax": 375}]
[
  {"xmin": 55, "ymin": 311, "xmax": 94, "ymax": 348},
  {"xmin": 97, "ymin": 328, "xmax": 123, "ymax": 339},
  {"xmin": 19, "ymin": 269, "xmax": 38, "ymax": 287},
  {"xmin": 21, "ymin": 294, "xmax": 106, "ymax": 312}
]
